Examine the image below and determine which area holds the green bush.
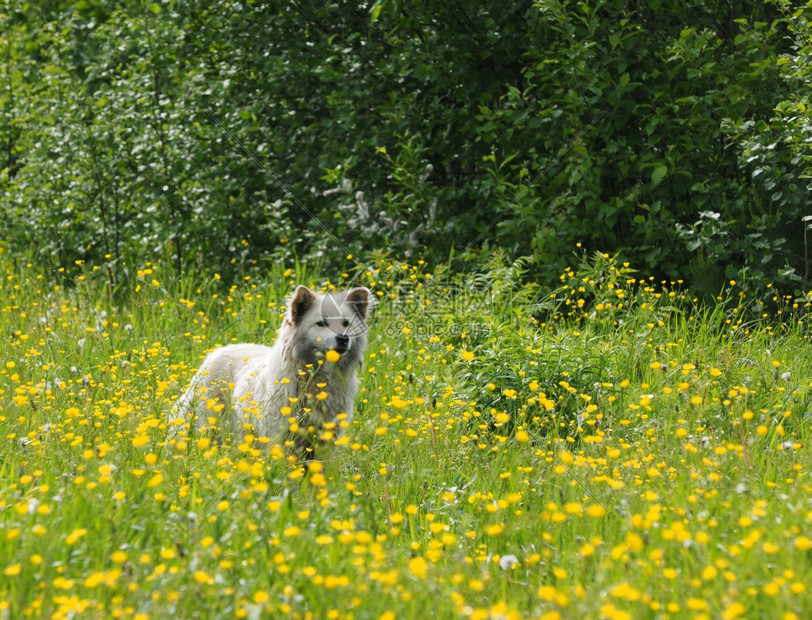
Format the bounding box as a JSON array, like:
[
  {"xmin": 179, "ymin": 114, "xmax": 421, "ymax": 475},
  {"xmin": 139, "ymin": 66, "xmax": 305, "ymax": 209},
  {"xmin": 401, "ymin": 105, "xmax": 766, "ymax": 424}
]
[{"xmin": 1, "ymin": 1, "xmax": 810, "ymax": 298}]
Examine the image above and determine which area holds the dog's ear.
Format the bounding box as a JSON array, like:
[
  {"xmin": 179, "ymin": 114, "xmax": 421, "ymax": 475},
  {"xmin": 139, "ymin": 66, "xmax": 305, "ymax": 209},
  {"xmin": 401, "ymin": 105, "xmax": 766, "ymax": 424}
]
[
  {"xmin": 290, "ymin": 285, "xmax": 316, "ymax": 325},
  {"xmin": 346, "ymin": 287, "xmax": 372, "ymax": 320}
]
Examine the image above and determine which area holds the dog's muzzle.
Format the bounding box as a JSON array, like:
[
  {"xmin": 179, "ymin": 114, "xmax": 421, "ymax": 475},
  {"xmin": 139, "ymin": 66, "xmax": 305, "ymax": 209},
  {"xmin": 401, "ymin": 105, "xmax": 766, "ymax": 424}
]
[{"xmin": 334, "ymin": 334, "xmax": 349, "ymax": 353}]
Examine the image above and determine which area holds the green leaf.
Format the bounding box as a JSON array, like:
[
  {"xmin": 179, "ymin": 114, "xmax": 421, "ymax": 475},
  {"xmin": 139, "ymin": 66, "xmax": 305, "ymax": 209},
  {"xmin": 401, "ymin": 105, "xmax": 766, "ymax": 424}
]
[
  {"xmin": 370, "ymin": 2, "xmax": 382, "ymax": 24},
  {"xmin": 651, "ymin": 165, "xmax": 668, "ymax": 187}
]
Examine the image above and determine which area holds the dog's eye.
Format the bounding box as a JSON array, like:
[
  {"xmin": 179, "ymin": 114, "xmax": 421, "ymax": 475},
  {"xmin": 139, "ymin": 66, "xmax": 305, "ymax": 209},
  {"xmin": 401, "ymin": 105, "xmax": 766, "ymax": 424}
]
[
  {"xmin": 342, "ymin": 320, "xmax": 350, "ymax": 327},
  {"xmin": 316, "ymin": 320, "xmax": 327, "ymax": 327}
]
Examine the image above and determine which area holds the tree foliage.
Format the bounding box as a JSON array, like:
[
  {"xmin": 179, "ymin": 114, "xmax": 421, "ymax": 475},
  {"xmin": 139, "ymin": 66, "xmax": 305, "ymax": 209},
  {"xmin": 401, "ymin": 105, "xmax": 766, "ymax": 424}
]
[{"xmin": 1, "ymin": 0, "xmax": 810, "ymax": 298}]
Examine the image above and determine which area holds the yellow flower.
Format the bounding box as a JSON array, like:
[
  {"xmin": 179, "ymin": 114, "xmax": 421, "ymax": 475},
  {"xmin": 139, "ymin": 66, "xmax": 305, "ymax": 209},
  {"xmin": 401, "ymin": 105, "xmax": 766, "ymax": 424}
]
[
  {"xmin": 194, "ymin": 570, "xmax": 213, "ymax": 584},
  {"xmin": 687, "ymin": 598, "xmax": 710, "ymax": 610},
  {"xmin": 66, "ymin": 528, "xmax": 88, "ymax": 545},
  {"xmin": 461, "ymin": 350, "xmax": 475, "ymax": 362},
  {"xmin": 253, "ymin": 590, "xmax": 269, "ymax": 604},
  {"xmin": 325, "ymin": 350, "xmax": 341, "ymax": 363},
  {"xmin": 3, "ymin": 564, "xmax": 21, "ymax": 577},
  {"xmin": 84, "ymin": 572, "xmax": 105, "ymax": 588},
  {"xmin": 390, "ymin": 395, "xmax": 409, "ymax": 409},
  {"xmin": 515, "ymin": 429, "xmax": 530, "ymax": 443},
  {"xmin": 600, "ymin": 604, "xmax": 631, "ymax": 620},
  {"xmin": 147, "ymin": 473, "xmax": 163, "ymax": 488},
  {"xmin": 722, "ymin": 601, "xmax": 746, "ymax": 619},
  {"xmin": 564, "ymin": 502, "xmax": 583, "ymax": 515},
  {"xmin": 763, "ymin": 581, "xmax": 781, "ymax": 596},
  {"xmin": 429, "ymin": 522, "xmax": 447, "ymax": 534},
  {"xmin": 579, "ymin": 542, "xmax": 595, "ymax": 557},
  {"xmin": 587, "ymin": 504, "xmax": 607, "ymax": 518},
  {"xmin": 408, "ymin": 556, "xmax": 428, "ymax": 579},
  {"xmin": 625, "ymin": 533, "xmax": 643, "ymax": 551}
]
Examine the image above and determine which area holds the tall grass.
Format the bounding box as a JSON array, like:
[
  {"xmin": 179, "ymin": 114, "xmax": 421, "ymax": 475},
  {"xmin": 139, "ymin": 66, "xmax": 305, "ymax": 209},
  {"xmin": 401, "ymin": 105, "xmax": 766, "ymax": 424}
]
[{"xmin": 1, "ymin": 250, "xmax": 810, "ymax": 619}]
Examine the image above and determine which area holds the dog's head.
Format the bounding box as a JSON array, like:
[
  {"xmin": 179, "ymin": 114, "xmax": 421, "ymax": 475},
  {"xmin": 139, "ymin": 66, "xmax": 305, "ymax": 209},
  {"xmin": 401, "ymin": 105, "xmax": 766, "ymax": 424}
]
[{"xmin": 286, "ymin": 285, "xmax": 372, "ymax": 365}]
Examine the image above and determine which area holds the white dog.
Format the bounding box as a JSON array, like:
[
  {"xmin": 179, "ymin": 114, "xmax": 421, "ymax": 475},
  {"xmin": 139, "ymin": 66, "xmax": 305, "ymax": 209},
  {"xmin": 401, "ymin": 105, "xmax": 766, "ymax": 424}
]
[{"xmin": 170, "ymin": 285, "xmax": 371, "ymax": 456}]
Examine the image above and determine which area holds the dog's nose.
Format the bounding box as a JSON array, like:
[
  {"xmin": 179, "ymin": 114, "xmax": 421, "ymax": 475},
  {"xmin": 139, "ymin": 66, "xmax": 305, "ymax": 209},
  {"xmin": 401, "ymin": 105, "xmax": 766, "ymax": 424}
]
[{"xmin": 335, "ymin": 333, "xmax": 349, "ymax": 352}]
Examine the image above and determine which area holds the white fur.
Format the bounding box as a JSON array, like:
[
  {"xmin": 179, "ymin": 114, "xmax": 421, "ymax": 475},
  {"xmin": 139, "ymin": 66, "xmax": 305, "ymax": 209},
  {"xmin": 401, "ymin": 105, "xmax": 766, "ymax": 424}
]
[{"xmin": 169, "ymin": 285, "xmax": 371, "ymax": 455}]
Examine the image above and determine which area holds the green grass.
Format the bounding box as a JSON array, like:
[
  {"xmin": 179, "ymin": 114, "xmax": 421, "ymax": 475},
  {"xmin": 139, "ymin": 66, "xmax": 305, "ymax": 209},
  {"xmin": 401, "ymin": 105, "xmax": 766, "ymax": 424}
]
[{"xmin": 1, "ymin": 251, "xmax": 811, "ymax": 620}]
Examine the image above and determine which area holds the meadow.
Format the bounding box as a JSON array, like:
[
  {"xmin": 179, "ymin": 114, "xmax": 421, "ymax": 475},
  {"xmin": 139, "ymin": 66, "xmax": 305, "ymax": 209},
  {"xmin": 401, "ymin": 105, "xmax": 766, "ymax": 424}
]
[{"xmin": 1, "ymin": 249, "xmax": 810, "ymax": 619}]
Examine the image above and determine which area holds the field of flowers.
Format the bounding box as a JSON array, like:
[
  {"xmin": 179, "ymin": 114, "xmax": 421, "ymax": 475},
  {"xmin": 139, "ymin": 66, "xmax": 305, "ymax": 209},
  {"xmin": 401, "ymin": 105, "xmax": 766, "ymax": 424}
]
[{"xmin": 1, "ymin": 250, "xmax": 811, "ymax": 619}]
